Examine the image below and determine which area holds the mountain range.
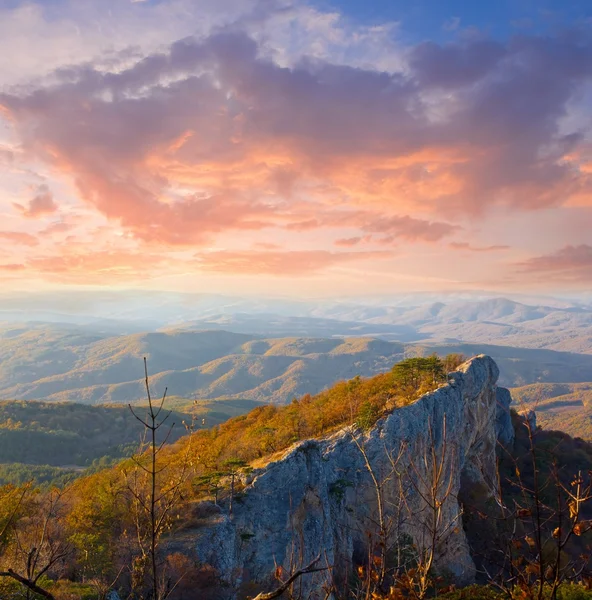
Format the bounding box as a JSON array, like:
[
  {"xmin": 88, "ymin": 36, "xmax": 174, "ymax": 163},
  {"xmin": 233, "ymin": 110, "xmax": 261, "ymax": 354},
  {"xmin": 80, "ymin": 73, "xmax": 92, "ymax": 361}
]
[
  {"xmin": 3, "ymin": 294, "xmax": 592, "ymax": 440},
  {"xmin": 179, "ymin": 297, "xmax": 592, "ymax": 354},
  {"xmin": 2, "ymin": 323, "xmax": 592, "ymax": 407},
  {"xmin": 509, "ymin": 382, "xmax": 592, "ymax": 441},
  {"xmin": 4, "ymin": 293, "xmax": 592, "ymax": 352}
]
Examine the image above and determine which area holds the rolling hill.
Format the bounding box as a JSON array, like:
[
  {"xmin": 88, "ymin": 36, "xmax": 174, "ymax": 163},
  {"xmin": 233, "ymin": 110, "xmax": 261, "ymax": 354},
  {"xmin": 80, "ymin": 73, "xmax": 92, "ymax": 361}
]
[
  {"xmin": 0, "ymin": 397, "xmax": 263, "ymax": 486},
  {"xmin": 2, "ymin": 294, "xmax": 592, "ymax": 353},
  {"xmin": 2, "ymin": 324, "xmax": 592, "ymax": 407},
  {"xmin": 185, "ymin": 298, "xmax": 592, "ymax": 354},
  {"xmin": 510, "ymin": 382, "xmax": 592, "ymax": 441}
]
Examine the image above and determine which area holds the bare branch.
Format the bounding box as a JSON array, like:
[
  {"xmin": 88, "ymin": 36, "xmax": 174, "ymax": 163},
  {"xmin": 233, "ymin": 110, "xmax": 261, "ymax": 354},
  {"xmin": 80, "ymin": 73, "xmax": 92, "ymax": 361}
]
[
  {"xmin": 252, "ymin": 555, "xmax": 326, "ymax": 600},
  {"xmin": 0, "ymin": 569, "xmax": 56, "ymax": 600}
]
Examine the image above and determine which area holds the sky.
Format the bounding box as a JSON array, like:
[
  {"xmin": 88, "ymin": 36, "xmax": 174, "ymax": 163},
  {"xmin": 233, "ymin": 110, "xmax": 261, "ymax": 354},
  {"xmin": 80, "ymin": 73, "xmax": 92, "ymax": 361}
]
[{"xmin": 0, "ymin": 0, "xmax": 591, "ymax": 298}]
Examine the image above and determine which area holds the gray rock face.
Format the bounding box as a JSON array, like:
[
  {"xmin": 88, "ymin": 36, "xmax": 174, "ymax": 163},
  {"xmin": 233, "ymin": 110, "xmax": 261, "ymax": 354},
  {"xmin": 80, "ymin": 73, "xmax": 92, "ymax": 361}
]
[
  {"xmin": 521, "ymin": 409, "xmax": 537, "ymax": 432},
  {"xmin": 496, "ymin": 386, "xmax": 515, "ymax": 447},
  {"xmin": 194, "ymin": 355, "xmax": 513, "ymax": 597}
]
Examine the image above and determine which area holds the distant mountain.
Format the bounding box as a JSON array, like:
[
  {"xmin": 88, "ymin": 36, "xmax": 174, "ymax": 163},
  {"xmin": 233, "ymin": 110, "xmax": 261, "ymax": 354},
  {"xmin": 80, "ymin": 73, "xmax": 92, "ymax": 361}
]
[
  {"xmin": 2, "ymin": 293, "xmax": 592, "ymax": 442},
  {"xmin": 1, "ymin": 293, "xmax": 592, "ymax": 355},
  {"xmin": 2, "ymin": 325, "xmax": 592, "ymax": 407},
  {"xmin": 510, "ymin": 382, "xmax": 592, "ymax": 441},
  {"xmin": 300, "ymin": 297, "xmax": 592, "ymax": 352},
  {"xmin": 177, "ymin": 298, "xmax": 592, "ymax": 354},
  {"xmin": 0, "ymin": 327, "xmax": 406, "ymax": 404},
  {"xmin": 171, "ymin": 313, "xmax": 421, "ymax": 340}
]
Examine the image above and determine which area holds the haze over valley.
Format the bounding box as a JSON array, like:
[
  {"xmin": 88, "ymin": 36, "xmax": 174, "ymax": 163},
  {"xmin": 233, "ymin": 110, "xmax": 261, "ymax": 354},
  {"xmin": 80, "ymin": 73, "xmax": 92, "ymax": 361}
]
[{"xmin": 2, "ymin": 292, "xmax": 592, "ymax": 441}]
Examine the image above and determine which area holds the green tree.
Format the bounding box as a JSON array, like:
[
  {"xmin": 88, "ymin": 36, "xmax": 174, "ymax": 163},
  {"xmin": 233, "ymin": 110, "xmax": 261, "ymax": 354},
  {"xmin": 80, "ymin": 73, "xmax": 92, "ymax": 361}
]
[{"xmin": 222, "ymin": 459, "xmax": 252, "ymax": 515}]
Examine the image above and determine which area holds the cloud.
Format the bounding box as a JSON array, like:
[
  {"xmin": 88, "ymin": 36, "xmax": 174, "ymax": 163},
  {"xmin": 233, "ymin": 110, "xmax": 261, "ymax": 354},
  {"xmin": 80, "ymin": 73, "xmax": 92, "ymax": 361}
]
[
  {"xmin": 0, "ymin": 26, "xmax": 591, "ymax": 256},
  {"xmin": 13, "ymin": 185, "xmax": 58, "ymax": 218},
  {"xmin": 334, "ymin": 237, "xmax": 363, "ymax": 247},
  {"xmin": 331, "ymin": 214, "xmax": 457, "ymax": 246},
  {"xmin": 196, "ymin": 249, "xmax": 388, "ymax": 275},
  {"xmin": 0, "ymin": 231, "xmax": 39, "ymax": 246},
  {"xmin": 26, "ymin": 250, "xmax": 168, "ymax": 283},
  {"xmin": 252, "ymin": 241, "xmax": 281, "ymax": 250},
  {"xmin": 442, "ymin": 17, "xmax": 461, "ymax": 32},
  {"xmin": 0, "ymin": 6, "xmax": 591, "ymax": 288},
  {"xmin": 0, "ymin": 145, "xmax": 14, "ymax": 164},
  {"xmin": 0, "ymin": 0, "xmax": 262, "ymax": 87},
  {"xmin": 449, "ymin": 242, "xmax": 510, "ymax": 252},
  {"xmin": 517, "ymin": 244, "xmax": 592, "ymax": 283},
  {"xmin": 362, "ymin": 215, "xmax": 459, "ymax": 241},
  {"xmin": 408, "ymin": 39, "xmax": 505, "ymax": 89},
  {"xmin": 39, "ymin": 221, "xmax": 74, "ymax": 235},
  {"xmin": 0, "ymin": 263, "xmax": 26, "ymax": 271}
]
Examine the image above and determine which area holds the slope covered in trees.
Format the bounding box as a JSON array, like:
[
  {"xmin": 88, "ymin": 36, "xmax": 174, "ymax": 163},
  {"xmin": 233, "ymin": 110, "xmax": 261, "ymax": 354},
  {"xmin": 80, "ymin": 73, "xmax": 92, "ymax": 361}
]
[
  {"xmin": 0, "ymin": 399, "xmax": 263, "ymax": 486},
  {"xmin": 0, "ymin": 401, "xmax": 151, "ymax": 466},
  {"xmin": 0, "ymin": 354, "xmax": 465, "ymax": 599},
  {"xmin": 0, "ymin": 355, "xmax": 591, "ymax": 600},
  {"xmin": 510, "ymin": 382, "xmax": 592, "ymax": 441},
  {"xmin": 3, "ymin": 325, "xmax": 592, "ymax": 409}
]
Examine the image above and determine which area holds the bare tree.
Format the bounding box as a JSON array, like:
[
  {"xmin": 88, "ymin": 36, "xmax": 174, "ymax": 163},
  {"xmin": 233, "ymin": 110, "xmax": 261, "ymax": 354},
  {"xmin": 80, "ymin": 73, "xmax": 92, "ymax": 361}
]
[
  {"xmin": 483, "ymin": 415, "xmax": 592, "ymax": 600},
  {"xmin": 125, "ymin": 357, "xmax": 195, "ymax": 600},
  {"xmin": 0, "ymin": 486, "xmax": 72, "ymax": 600},
  {"xmin": 347, "ymin": 425, "xmax": 407, "ymax": 597},
  {"xmin": 252, "ymin": 554, "xmax": 328, "ymax": 600},
  {"xmin": 397, "ymin": 415, "xmax": 460, "ymax": 600}
]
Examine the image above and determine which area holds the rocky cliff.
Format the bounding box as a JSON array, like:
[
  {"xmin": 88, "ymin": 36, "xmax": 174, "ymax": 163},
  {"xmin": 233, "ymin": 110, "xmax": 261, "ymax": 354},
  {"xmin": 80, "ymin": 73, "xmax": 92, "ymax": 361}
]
[{"xmin": 194, "ymin": 355, "xmax": 514, "ymax": 597}]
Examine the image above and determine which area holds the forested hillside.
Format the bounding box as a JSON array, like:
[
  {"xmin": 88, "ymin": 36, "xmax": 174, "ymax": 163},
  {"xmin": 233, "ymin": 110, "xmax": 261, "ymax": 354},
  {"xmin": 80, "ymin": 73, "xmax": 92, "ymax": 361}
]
[
  {"xmin": 0, "ymin": 399, "xmax": 262, "ymax": 486},
  {"xmin": 3, "ymin": 295, "xmax": 592, "ymax": 354},
  {"xmin": 0, "ymin": 355, "xmax": 590, "ymax": 600},
  {"xmin": 0, "ymin": 401, "xmax": 154, "ymax": 466},
  {"xmin": 510, "ymin": 382, "xmax": 592, "ymax": 441},
  {"xmin": 3, "ymin": 325, "xmax": 592, "ymax": 407}
]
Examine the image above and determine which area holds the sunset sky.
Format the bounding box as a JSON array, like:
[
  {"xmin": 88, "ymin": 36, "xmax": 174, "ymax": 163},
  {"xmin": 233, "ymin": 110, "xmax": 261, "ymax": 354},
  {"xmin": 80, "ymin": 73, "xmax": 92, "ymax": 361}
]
[{"xmin": 0, "ymin": 0, "xmax": 591, "ymax": 297}]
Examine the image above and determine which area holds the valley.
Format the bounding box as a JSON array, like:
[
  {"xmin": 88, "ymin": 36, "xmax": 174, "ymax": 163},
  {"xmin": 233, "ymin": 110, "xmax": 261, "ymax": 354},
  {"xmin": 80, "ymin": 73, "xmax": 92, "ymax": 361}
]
[
  {"xmin": 3, "ymin": 318, "xmax": 592, "ymax": 407},
  {"xmin": 1, "ymin": 296, "xmax": 592, "ymax": 597},
  {"xmin": 2, "ymin": 295, "xmax": 592, "ymax": 443}
]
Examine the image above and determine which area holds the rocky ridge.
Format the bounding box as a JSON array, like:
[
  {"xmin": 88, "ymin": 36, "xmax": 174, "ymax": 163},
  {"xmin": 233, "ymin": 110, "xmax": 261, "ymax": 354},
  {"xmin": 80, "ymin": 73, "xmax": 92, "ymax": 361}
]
[{"xmin": 194, "ymin": 355, "xmax": 514, "ymax": 597}]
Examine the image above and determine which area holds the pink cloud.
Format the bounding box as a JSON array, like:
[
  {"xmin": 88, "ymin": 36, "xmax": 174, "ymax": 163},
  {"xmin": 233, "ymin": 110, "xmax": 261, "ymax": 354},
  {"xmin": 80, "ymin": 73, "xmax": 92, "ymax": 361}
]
[
  {"xmin": 0, "ymin": 146, "xmax": 14, "ymax": 164},
  {"xmin": 334, "ymin": 237, "xmax": 363, "ymax": 247},
  {"xmin": 0, "ymin": 24, "xmax": 590, "ymax": 289},
  {"xmin": 252, "ymin": 242, "xmax": 281, "ymax": 250},
  {"xmin": 0, "ymin": 28, "xmax": 590, "ymax": 257},
  {"xmin": 0, "ymin": 263, "xmax": 26, "ymax": 271},
  {"xmin": 13, "ymin": 184, "xmax": 58, "ymax": 218},
  {"xmin": 39, "ymin": 221, "xmax": 74, "ymax": 235},
  {"xmin": 26, "ymin": 250, "xmax": 168, "ymax": 283},
  {"xmin": 449, "ymin": 242, "xmax": 510, "ymax": 252},
  {"xmin": 285, "ymin": 220, "xmax": 321, "ymax": 232},
  {"xmin": 196, "ymin": 249, "xmax": 389, "ymax": 276},
  {"xmin": 0, "ymin": 231, "xmax": 39, "ymax": 246},
  {"xmin": 516, "ymin": 244, "xmax": 592, "ymax": 283},
  {"xmin": 361, "ymin": 215, "xmax": 459, "ymax": 241}
]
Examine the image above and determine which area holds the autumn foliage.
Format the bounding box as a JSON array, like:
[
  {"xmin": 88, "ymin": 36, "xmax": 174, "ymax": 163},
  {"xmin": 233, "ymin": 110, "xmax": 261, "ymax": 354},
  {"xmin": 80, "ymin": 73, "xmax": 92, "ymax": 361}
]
[{"xmin": 9, "ymin": 352, "xmax": 589, "ymax": 600}]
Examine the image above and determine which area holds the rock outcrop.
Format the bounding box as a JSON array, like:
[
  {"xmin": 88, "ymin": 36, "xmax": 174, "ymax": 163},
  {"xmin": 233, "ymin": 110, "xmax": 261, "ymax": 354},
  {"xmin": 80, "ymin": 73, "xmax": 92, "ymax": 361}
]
[
  {"xmin": 496, "ymin": 386, "xmax": 514, "ymax": 446},
  {"xmin": 194, "ymin": 355, "xmax": 514, "ymax": 597}
]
